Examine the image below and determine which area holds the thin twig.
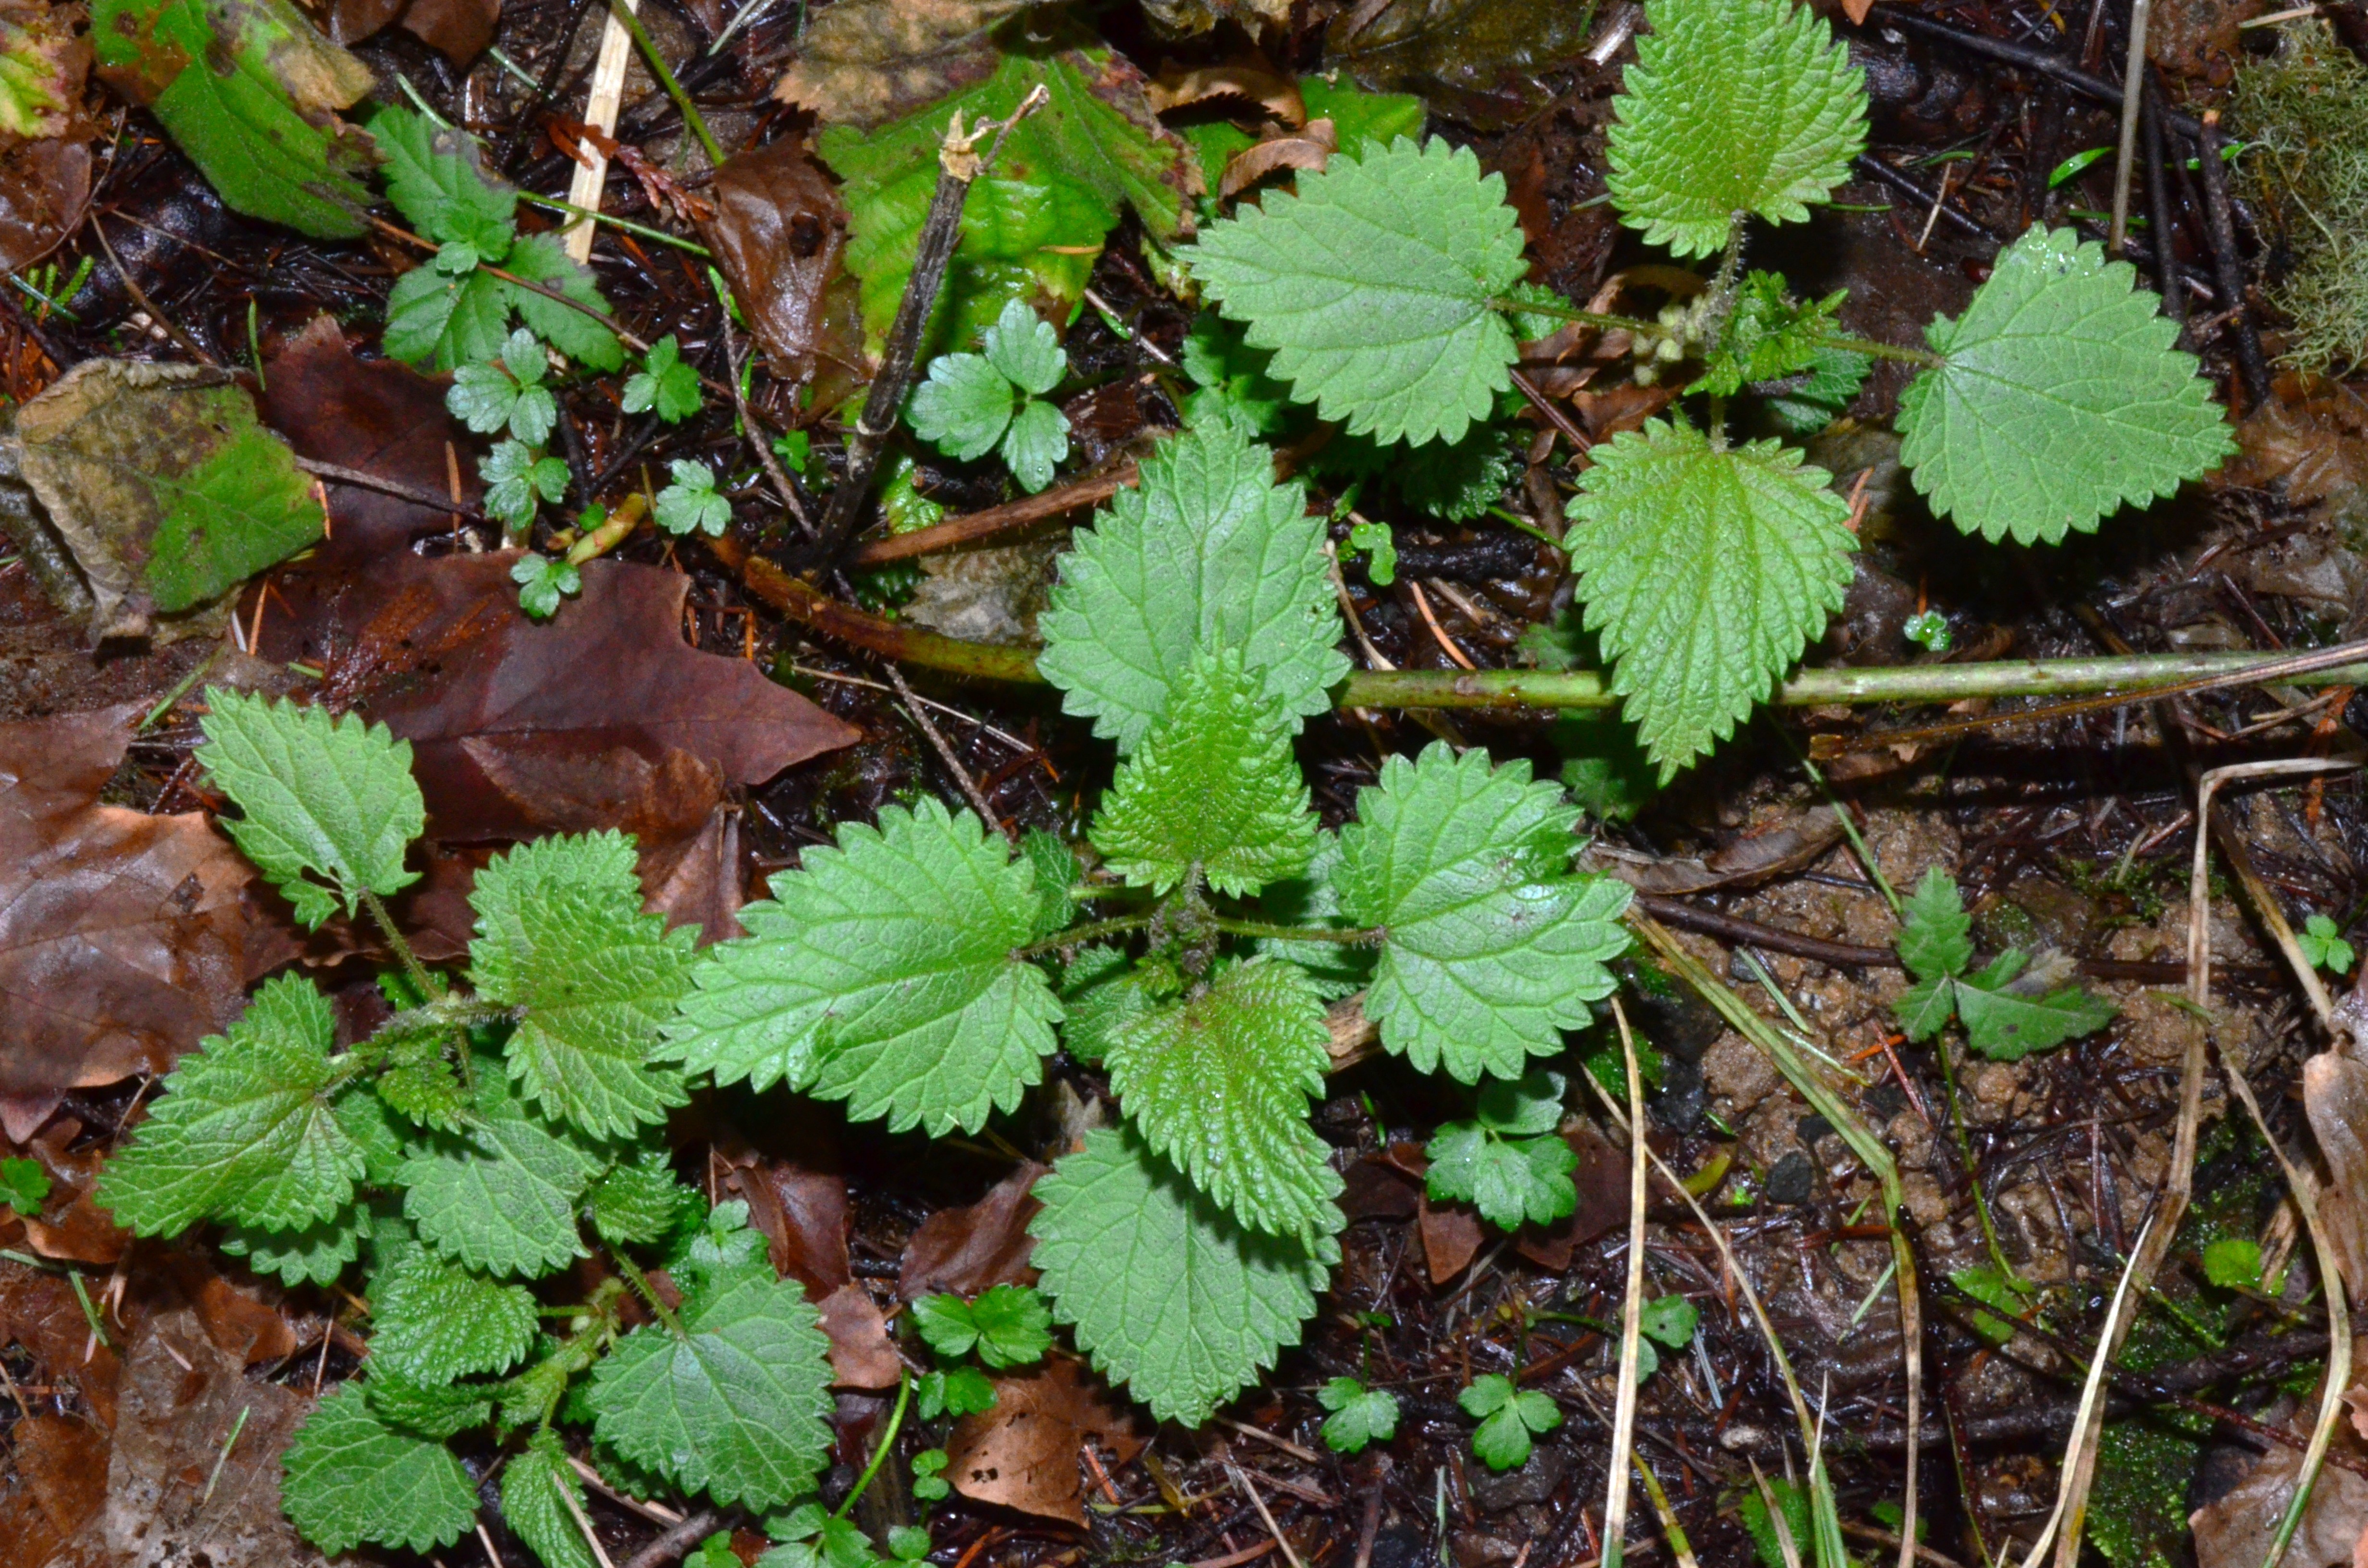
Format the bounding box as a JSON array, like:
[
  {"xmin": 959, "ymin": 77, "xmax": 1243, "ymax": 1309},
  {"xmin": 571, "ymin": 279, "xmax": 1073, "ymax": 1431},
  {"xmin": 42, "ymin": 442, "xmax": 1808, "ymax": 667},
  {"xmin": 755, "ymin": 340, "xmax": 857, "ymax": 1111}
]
[
  {"xmin": 294, "ymin": 456, "xmax": 490, "ymax": 522},
  {"xmin": 2108, "ymin": 0, "xmax": 2154, "ymax": 252},
  {"xmin": 89, "ymin": 216, "xmax": 219, "ymax": 366},
  {"xmin": 1226, "ymin": 1462, "xmax": 1306, "ymax": 1568},
  {"xmin": 1603, "ymin": 997, "xmax": 1649, "ymax": 1568},
  {"xmin": 617, "ymin": 1508, "xmax": 728, "ymax": 1568},
  {"xmin": 885, "ymin": 662, "xmax": 1009, "ymax": 840},
  {"xmin": 2190, "ymin": 110, "xmax": 2272, "ymax": 411},
  {"xmin": 848, "ymin": 462, "xmax": 1138, "ymax": 564},
  {"xmin": 720, "ymin": 322, "xmax": 813, "ymax": 533}
]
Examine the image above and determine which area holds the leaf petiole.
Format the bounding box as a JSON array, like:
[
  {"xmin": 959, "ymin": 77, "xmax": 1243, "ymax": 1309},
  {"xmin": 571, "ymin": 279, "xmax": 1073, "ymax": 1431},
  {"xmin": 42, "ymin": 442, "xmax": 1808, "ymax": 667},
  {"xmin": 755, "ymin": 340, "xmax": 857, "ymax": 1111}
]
[
  {"xmin": 834, "ymin": 1372, "xmax": 913, "ymax": 1522},
  {"xmin": 1010, "ymin": 913, "xmax": 1157, "ymax": 959},
  {"xmin": 1486, "ymin": 295, "xmax": 1660, "ymax": 335},
  {"xmin": 1815, "ymin": 332, "xmax": 1944, "ymax": 367},
  {"xmin": 1209, "ymin": 917, "xmax": 1382, "ymax": 946}
]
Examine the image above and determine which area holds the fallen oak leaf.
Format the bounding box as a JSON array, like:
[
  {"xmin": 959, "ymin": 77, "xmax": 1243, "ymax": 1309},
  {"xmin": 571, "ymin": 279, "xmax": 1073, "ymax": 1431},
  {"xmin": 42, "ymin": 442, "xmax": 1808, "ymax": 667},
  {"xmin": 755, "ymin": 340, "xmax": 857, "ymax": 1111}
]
[{"xmin": 0, "ymin": 703, "xmax": 255, "ymax": 1144}]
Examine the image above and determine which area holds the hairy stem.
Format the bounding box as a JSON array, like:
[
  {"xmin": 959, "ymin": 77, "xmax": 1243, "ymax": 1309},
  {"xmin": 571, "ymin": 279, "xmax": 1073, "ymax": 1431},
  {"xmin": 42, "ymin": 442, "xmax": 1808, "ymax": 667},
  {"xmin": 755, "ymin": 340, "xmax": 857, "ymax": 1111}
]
[
  {"xmin": 1487, "ymin": 295, "xmax": 1660, "ymax": 335},
  {"xmin": 609, "ymin": 1251, "xmax": 684, "ymax": 1337},
  {"xmin": 1817, "ymin": 333, "xmax": 1945, "ymax": 368},
  {"xmin": 1209, "ymin": 917, "xmax": 1383, "ymax": 945},
  {"xmin": 1011, "ymin": 913, "xmax": 1157, "ymax": 959},
  {"xmin": 360, "ymin": 888, "xmax": 444, "ymax": 1001}
]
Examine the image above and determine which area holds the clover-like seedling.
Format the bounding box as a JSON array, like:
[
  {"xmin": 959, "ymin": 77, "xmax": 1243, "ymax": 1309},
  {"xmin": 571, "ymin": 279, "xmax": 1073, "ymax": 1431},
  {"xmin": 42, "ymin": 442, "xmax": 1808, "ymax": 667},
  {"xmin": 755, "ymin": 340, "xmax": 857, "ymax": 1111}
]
[
  {"xmin": 656, "ymin": 459, "xmax": 733, "ymax": 537},
  {"xmin": 448, "ymin": 329, "xmax": 558, "ymax": 445},
  {"xmin": 0, "ymin": 1155, "xmax": 52, "ymax": 1215},
  {"xmin": 624, "ymin": 333, "xmax": 703, "ymax": 424},
  {"xmin": 1891, "ymin": 868, "xmax": 2116, "ymax": 1059},
  {"xmin": 1459, "ymin": 1373, "xmax": 1560, "ymax": 1470},
  {"xmin": 510, "ymin": 552, "xmax": 580, "ymax": 620},
  {"xmin": 906, "ymin": 298, "xmax": 1072, "ymax": 493},
  {"xmin": 1318, "ymin": 1376, "xmax": 1399, "ymax": 1454},
  {"xmin": 2301, "ymin": 913, "xmax": 2356, "ymax": 975},
  {"xmin": 481, "ymin": 439, "xmax": 569, "ymax": 533},
  {"xmin": 1424, "ymin": 1070, "xmax": 1579, "ymax": 1231}
]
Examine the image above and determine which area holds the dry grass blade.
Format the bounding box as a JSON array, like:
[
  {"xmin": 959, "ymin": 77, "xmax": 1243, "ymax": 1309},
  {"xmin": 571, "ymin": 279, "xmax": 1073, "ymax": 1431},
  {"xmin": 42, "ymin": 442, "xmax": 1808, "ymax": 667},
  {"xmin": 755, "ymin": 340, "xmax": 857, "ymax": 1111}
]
[
  {"xmin": 2014, "ymin": 1215, "xmax": 2156, "ymax": 1567},
  {"xmin": 566, "ymin": 0, "xmax": 641, "ymax": 263},
  {"xmin": 2195, "ymin": 760, "xmax": 2361, "ymax": 1028},
  {"xmin": 2222, "ymin": 1054, "xmax": 2355, "ymax": 1568},
  {"xmin": 1627, "ymin": 912, "xmax": 1922, "ymax": 1568},
  {"xmin": 1602, "ymin": 997, "xmax": 1649, "ymax": 1568}
]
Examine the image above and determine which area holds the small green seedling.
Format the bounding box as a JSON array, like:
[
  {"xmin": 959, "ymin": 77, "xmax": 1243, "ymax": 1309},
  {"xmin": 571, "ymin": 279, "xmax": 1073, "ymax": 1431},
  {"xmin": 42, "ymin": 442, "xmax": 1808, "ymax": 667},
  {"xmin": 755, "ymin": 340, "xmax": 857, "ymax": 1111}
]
[
  {"xmin": 510, "ymin": 553, "xmax": 580, "ymax": 620},
  {"xmin": 2300, "ymin": 914, "xmax": 2355, "ymax": 976},
  {"xmin": 1892, "ymin": 868, "xmax": 2116, "ymax": 1059},
  {"xmin": 656, "ymin": 459, "xmax": 733, "ymax": 537},
  {"xmin": 0, "ymin": 1156, "xmax": 50, "ymax": 1215},
  {"xmin": 1459, "ymin": 1372, "xmax": 1561, "ymax": 1470},
  {"xmin": 906, "ymin": 299, "xmax": 1072, "ymax": 492},
  {"xmin": 625, "ymin": 335, "xmax": 703, "ymax": 424},
  {"xmin": 1424, "ymin": 1070, "xmax": 1579, "ymax": 1231},
  {"xmin": 1317, "ymin": 1376, "xmax": 1400, "ymax": 1454},
  {"xmin": 447, "ymin": 329, "xmax": 558, "ymax": 445}
]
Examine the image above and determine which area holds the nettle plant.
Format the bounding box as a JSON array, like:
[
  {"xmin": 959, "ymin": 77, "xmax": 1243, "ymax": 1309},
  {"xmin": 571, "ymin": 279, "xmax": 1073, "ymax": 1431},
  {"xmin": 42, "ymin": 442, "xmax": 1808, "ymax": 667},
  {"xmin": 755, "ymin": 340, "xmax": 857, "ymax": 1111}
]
[{"xmin": 1188, "ymin": 0, "xmax": 2237, "ymax": 780}]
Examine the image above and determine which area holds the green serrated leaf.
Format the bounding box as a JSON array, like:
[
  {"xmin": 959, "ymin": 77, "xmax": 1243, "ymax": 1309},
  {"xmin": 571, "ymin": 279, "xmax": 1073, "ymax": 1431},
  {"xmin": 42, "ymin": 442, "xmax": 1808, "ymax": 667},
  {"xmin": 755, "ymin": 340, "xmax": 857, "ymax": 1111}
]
[
  {"xmin": 1318, "ymin": 421, "xmax": 1523, "ymax": 523},
  {"xmin": 219, "ymin": 1205, "xmax": 364, "ymax": 1286},
  {"xmin": 908, "ymin": 353, "xmax": 1015, "ymax": 461},
  {"xmin": 1604, "ymin": 0, "xmax": 1867, "ymax": 257},
  {"xmin": 1763, "ymin": 343, "xmax": 1872, "ymax": 434},
  {"xmin": 1640, "ymin": 1294, "xmax": 1699, "ymax": 1348},
  {"xmin": 1335, "ymin": 743, "xmax": 1631, "ymax": 1082},
  {"xmin": 820, "ymin": 48, "xmax": 1188, "ymax": 358},
  {"xmin": 587, "ymin": 1264, "xmax": 835, "ymax": 1511},
  {"xmin": 591, "ymin": 1148, "xmax": 700, "ymax": 1249},
  {"xmin": 1254, "ymin": 833, "xmax": 1377, "ymax": 1000},
  {"xmin": 1898, "ymin": 225, "xmax": 2235, "ymax": 544},
  {"xmin": 372, "ymin": 105, "xmax": 517, "ymax": 255},
  {"xmin": 1057, "ymin": 944, "xmax": 1166, "ymax": 1064},
  {"xmin": 470, "ymin": 832, "xmax": 698, "ymax": 1139},
  {"xmin": 385, "ymin": 263, "xmax": 511, "ymax": 370},
  {"xmin": 913, "ymin": 1284, "xmax": 1051, "ymax": 1369},
  {"xmin": 1000, "ymin": 397, "xmax": 1071, "ymax": 493},
  {"xmin": 1953, "ymin": 954, "xmax": 2117, "ymax": 1060},
  {"xmin": 1425, "ymin": 1125, "xmax": 1577, "ymax": 1230},
  {"xmin": 501, "ymin": 1428, "xmax": 601, "ymax": 1568},
  {"xmin": 624, "ymin": 335, "xmax": 703, "ymax": 423},
  {"xmin": 666, "ymin": 798, "xmax": 1060, "ymax": 1135},
  {"xmin": 513, "ymin": 553, "xmax": 581, "ymax": 619},
  {"xmin": 1897, "ymin": 867, "xmax": 1974, "ymax": 981},
  {"xmin": 1564, "ymin": 418, "xmax": 1857, "ymax": 778},
  {"xmin": 1090, "ymin": 648, "xmax": 1318, "ymax": 896},
  {"xmin": 282, "ymin": 1383, "xmax": 478, "ymax": 1555},
  {"xmin": 369, "ymin": 1244, "xmax": 538, "ymax": 1384},
  {"xmin": 502, "ymin": 232, "xmax": 627, "ymax": 371},
  {"xmin": 916, "ymin": 1364, "xmax": 999, "ymax": 1420},
  {"xmin": 1030, "ymin": 1126, "xmax": 1334, "ymax": 1426},
  {"xmin": 655, "ymin": 460, "xmax": 733, "ymax": 537},
  {"xmin": 1039, "ymin": 420, "xmax": 1347, "ymax": 753},
  {"xmin": 98, "ymin": 975, "xmax": 359, "ymax": 1234},
  {"xmin": 92, "ymin": 0, "xmax": 375, "ymax": 238},
  {"xmin": 1893, "ymin": 973, "xmax": 1960, "ymax": 1043},
  {"xmin": 1180, "ymin": 311, "xmax": 1290, "ymax": 434},
  {"xmin": 397, "ymin": 1073, "xmax": 601, "ymax": 1277},
  {"xmin": 1106, "ymin": 958, "xmax": 1344, "ymax": 1242},
  {"xmin": 1318, "ymin": 1376, "xmax": 1400, "ymax": 1454},
  {"xmin": 1698, "ymin": 272, "xmax": 1846, "ymax": 396},
  {"xmin": 981, "ymin": 298, "xmax": 1067, "ymax": 395},
  {"xmin": 198, "ymin": 688, "xmax": 425, "ymax": 928},
  {"xmin": 1476, "ymin": 1069, "xmax": 1566, "ymax": 1137},
  {"xmin": 1021, "ymin": 829, "xmax": 1078, "ymax": 937},
  {"xmin": 1190, "ymin": 136, "xmax": 1526, "ymax": 447},
  {"xmin": 0, "ymin": 1156, "xmax": 51, "ymax": 1214},
  {"xmin": 364, "ymin": 1373, "xmax": 495, "ymax": 1440}
]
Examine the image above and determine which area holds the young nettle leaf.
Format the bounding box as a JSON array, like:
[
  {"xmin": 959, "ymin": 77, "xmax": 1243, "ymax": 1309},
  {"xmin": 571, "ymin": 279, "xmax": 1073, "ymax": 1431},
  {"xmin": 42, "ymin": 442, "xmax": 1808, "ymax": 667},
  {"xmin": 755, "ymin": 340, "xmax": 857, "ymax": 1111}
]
[
  {"xmin": 1897, "ymin": 866, "xmax": 1975, "ymax": 981},
  {"xmin": 98, "ymin": 975, "xmax": 361, "ymax": 1235},
  {"xmin": 1952, "ymin": 952, "xmax": 2118, "ymax": 1061},
  {"xmin": 367, "ymin": 1243, "xmax": 539, "ymax": 1384},
  {"xmin": 1057, "ymin": 944, "xmax": 1169, "ymax": 1065},
  {"xmin": 197, "ymin": 689, "xmax": 425, "ymax": 928},
  {"xmin": 0, "ymin": 1155, "xmax": 50, "ymax": 1214},
  {"xmin": 505, "ymin": 233, "xmax": 629, "ymax": 370},
  {"xmin": 1898, "ymin": 226, "xmax": 2234, "ymax": 544},
  {"xmin": 587, "ymin": 1235, "xmax": 835, "ymax": 1510},
  {"xmin": 1336, "ymin": 745, "xmax": 1631, "ymax": 1082},
  {"xmin": 1030, "ymin": 1126, "xmax": 1334, "ymax": 1426},
  {"xmin": 1763, "ymin": 343, "xmax": 1873, "ymax": 435},
  {"xmin": 282, "ymin": 1384, "xmax": 479, "ymax": 1555},
  {"xmin": 1021, "ymin": 828, "xmax": 1079, "ymax": 937},
  {"xmin": 590, "ymin": 1147, "xmax": 701, "ymax": 1248},
  {"xmin": 500, "ymin": 1429, "xmax": 601, "ymax": 1568},
  {"xmin": 1318, "ymin": 1376, "xmax": 1400, "ymax": 1454},
  {"xmin": 656, "ymin": 459, "xmax": 733, "ymax": 537},
  {"xmin": 364, "ymin": 1372, "xmax": 497, "ymax": 1440},
  {"xmin": 483, "ymin": 440, "xmax": 570, "ymax": 530},
  {"xmin": 1105, "ymin": 958, "xmax": 1344, "ymax": 1243},
  {"xmin": 220, "ymin": 1206, "xmax": 364, "ymax": 1287},
  {"xmin": 1697, "ymin": 273, "xmax": 1848, "ymax": 397},
  {"xmin": 1604, "ymin": 0, "xmax": 1867, "ymax": 257},
  {"xmin": 624, "ymin": 334, "xmax": 704, "ymax": 423},
  {"xmin": 1180, "ymin": 312, "xmax": 1290, "ymax": 435},
  {"xmin": 91, "ymin": 0, "xmax": 375, "ymax": 238},
  {"xmin": 1565, "ymin": 419, "xmax": 1857, "ymax": 778},
  {"xmin": 911, "ymin": 1284, "xmax": 1054, "ymax": 1368},
  {"xmin": 1190, "ymin": 137, "xmax": 1528, "ymax": 446},
  {"xmin": 469, "ymin": 831, "xmax": 698, "ymax": 1139},
  {"xmin": 666, "ymin": 798, "xmax": 1061, "ymax": 1135},
  {"xmin": 397, "ymin": 1069, "xmax": 603, "ymax": 1277},
  {"xmin": 512, "ymin": 553, "xmax": 581, "ymax": 619},
  {"xmin": 447, "ymin": 329, "xmax": 558, "ymax": 445},
  {"xmin": 374, "ymin": 104, "xmax": 517, "ymax": 259},
  {"xmin": 1090, "ymin": 649, "xmax": 1318, "ymax": 897},
  {"xmin": 1459, "ymin": 1373, "xmax": 1561, "ymax": 1470},
  {"xmin": 1039, "ymin": 420, "xmax": 1347, "ymax": 752}
]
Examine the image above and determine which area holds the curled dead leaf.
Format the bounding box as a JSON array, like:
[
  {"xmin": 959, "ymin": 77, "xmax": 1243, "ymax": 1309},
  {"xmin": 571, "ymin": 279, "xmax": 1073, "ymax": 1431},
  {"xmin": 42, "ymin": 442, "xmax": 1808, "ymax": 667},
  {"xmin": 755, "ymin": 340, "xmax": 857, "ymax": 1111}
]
[
  {"xmin": 898, "ymin": 1160, "xmax": 1045, "ymax": 1299},
  {"xmin": 816, "ymin": 1282, "xmax": 902, "ymax": 1389},
  {"xmin": 2307, "ymin": 1050, "xmax": 2368, "ymax": 1303},
  {"xmin": 945, "ymin": 1356, "xmax": 1145, "ymax": 1525},
  {"xmin": 1221, "ymin": 117, "xmax": 1336, "ymax": 199},
  {"xmin": 1147, "ymin": 57, "xmax": 1305, "ymax": 122},
  {"xmin": 701, "ymin": 137, "xmax": 868, "ymax": 389}
]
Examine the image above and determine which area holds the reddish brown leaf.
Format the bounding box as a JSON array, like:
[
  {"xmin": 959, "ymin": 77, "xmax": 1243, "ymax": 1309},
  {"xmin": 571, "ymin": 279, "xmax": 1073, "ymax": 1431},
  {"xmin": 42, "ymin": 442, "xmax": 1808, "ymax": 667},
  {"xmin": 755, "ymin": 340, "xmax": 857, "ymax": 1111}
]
[
  {"xmin": 0, "ymin": 134, "xmax": 91, "ymax": 276},
  {"xmin": 0, "ymin": 703, "xmax": 255, "ymax": 1144},
  {"xmin": 899, "ymin": 1161, "xmax": 1045, "ymax": 1300},
  {"xmin": 1220, "ymin": 118, "xmax": 1336, "ymax": 198},
  {"xmin": 945, "ymin": 1356, "xmax": 1146, "ymax": 1525},
  {"xmin": 816, "ymin": 1281, "xmax": 902, "ymax": 1389},
  {"xmin": 322, "ymin": 0, "xmax": 496, "ymax": 61},
  {"xmin": 0, "ymin": 1258, "xmax": 123, "ymax": 1424},
  {"xmin": 18, "ymin": 1119, "xmax": 131, "ymax": 1265},
  {"xmin": 0, "ymin": 1414, "xmax": 109, "ymax": 1565},
  {"xmin": 729, "ymin": 1157, "xmax": 853, "ymax": 1296},
  {"xmin": 1510, "ymin": 1120, "xmax": 1630, "ymax": 1272},
  {"xmin": 702, "ymin": 138, "xmax": 866, "ymax": 390},
  {"xmin": 1339, "ymin": 1154, "xmax": 1420, "ymax": 1221},
  {"xmin": 258, "ymin": 315, "xmax": 479, "ymax": 575},
  {"xmin": 1417, "ymin": 1192, "xmax": 1482, "ymax": 1285},
  {"xmin": 1146, "ymin": 58, "xmax": 1305, "ymax": 122}
]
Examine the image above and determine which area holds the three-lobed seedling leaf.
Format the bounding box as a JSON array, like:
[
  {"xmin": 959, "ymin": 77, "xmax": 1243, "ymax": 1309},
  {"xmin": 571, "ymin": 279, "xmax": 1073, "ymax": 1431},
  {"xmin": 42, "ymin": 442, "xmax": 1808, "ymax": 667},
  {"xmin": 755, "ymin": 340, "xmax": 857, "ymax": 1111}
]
[
  {"xmin": 448, "ymin": 329, "xmax": 559, "ymax": 445},
  {"xmin": 1318, "ymin": 1376, "xmax": 1400, "ymax": 1454},
  {"xmin": 907, "ymin": 298, "xmax": 1073, "ymax": 492},
  {"xmin": 1424, "ymin": 1070, "xmax": 1580, "ymax": 1231},
  {"xmin": 1891, "ymin": 867, "xmax": 2116, "ymax": 1058},
  {"xmin": 911, "ymin": 1284, "xmax": 1054, "ymax": 1369},
  {"xmin": 625, "ymin": 334, "xmax": 704, "ymax": 424},
  {"xmin": 1459, "ymin": 1372, "xmax": 1561, "ymax": 1470},
  {"xmin": 656, "ymin": 459, "xmax": 733, "ymax": 536}
]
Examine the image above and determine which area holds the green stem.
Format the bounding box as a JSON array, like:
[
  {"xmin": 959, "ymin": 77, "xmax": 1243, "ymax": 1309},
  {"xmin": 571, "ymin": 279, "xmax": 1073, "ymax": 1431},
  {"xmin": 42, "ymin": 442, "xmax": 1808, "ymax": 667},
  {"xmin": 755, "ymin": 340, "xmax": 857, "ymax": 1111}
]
[
  {"xmin": 1934, "ymin": 1030, "xmax": 2018, "ymax": 1283},
  {"xmin": 1486, "ymin": 295, "xmax": 1661, "ymax": 335},
  {"xmin": 1486, "ymin": 506, "xmax": 1565, "ymax": 549},
  {"xmin": 609, "ymin": 1250, "xmax": 684, "ymax": 1336},
  {"xmin": 1011, "ymin": 913, "xmax": 1156, "ymax": 959},
  {"xmin": 834, "ymin": 1373, "xmax": 913, "ymax": 1523},
  {"xmin": 1819, "ymin": 333, "xmax": 1945, "ymax": 368},
  {"xmin": 138, "ymin": 644, "xmax": 224, "ymax": 733},
  {"xmin": 519, "ymin": 193, "xmax": 713, "ymax": 256},
  {"xmin": 360, "ymin": 888, "xmax": 444, "ymax": 1001},
  {"xmin": 1209, "ymin": 917, "xmax": 1382, "ymax": 945},
  {"xmin": 606, "ymin": 0, "xmax": 728, "ymax": 168}
]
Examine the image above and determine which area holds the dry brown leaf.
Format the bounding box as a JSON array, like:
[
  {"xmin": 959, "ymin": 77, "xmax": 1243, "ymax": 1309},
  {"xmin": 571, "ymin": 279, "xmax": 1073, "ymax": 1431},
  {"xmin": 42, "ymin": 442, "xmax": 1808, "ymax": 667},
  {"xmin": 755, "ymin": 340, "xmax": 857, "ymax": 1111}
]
[
  {"xmin": 731, "ymin": 1156, "xmax": 853, "ymax": 1295},
  {"xmin": 816, "ymin": 1281, "xmax": 902, "ymax": 1389},
  {"xmin": 322, "ymin": 0, "xmax": 496, "ymax": 62},
  {"xmin": 0, "ymin": 1414, "xmax": 109, "ymax": 1565},
  {"xmin": 945, "ymin": 1356, "xmax": 1145, "ymax": 1525},
  {"xmin": 2307, "ymin": 1051, "xmax": 2368, "ymax": 1303},
  {"xmin": 0, "ymin": 703, "xmax": 254, "ymax": 1144},
  {"xmin": 1418, "ymin": 1190, "xmax": 1483, "ymax": 1284},
  {"xmin": 1600, "ymin": 806, "xmax": 1847, "ymax": 896},
  {"xmin": 1146, "ymin": 57, "xmax": 1305, "ymax": 121},
  {"xmin": 701, "ymin": 138, "xmax": 867, "ymax": 390},
  {"xmin": 1140, "ymin": 0, "xmax": 1290, "ymax": 36},
  {"xmin": 1327, "ymin": 0, "xmax": 1604, "ymax": 131},
  {"xmin": 42, "ymin": 1308, "xmax": 332, "ymax": 1568},
  {"xmin": 1510, "ymin": 1120, "xmax": 1631, "ymax": 1272},
  {"xmin": 774, "ymin": 0, "xmax": 1041, "ymax": 127},
  {"xmin": 899, "ymin": 1160, "xmax": 1045, "ymax": 1299},
  {"xmin": 1221, "ymin": 117, "xmax": 1336, "ymax": 199},
  {"xmin": 2191, "ymin": 1353, "xmax": 2368, "ymax": 1568}
]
